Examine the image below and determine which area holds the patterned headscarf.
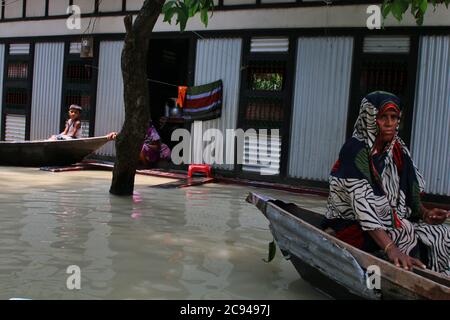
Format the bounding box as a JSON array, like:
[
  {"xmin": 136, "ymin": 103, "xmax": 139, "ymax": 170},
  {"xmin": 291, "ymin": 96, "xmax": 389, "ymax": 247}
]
[
  {"xmin": 352, "ymin": 91, "xmax": 401, "ymax": 152},
  {"xmin": 354, "ymin": 91, "xmax": 425, "ymax": 220}
]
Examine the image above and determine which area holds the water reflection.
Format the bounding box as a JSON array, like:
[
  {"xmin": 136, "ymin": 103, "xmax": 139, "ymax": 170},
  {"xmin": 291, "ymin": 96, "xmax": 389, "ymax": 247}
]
[{"xmin": 0, "ymin": 167, "xmax": 328, "ymax": 300}]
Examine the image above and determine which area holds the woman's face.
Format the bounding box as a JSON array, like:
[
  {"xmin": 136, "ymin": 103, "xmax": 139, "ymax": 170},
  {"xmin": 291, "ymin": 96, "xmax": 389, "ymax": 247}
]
[{"xmin": 376, "ymin": 109, "xmax": 399, "ymax": 143}]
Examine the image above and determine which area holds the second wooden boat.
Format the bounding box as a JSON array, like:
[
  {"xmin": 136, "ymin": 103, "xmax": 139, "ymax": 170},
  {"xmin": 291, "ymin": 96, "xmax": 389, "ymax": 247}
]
[{"xmin": 246, "ymin": 192, "xmax": 450, "ymax": 300}]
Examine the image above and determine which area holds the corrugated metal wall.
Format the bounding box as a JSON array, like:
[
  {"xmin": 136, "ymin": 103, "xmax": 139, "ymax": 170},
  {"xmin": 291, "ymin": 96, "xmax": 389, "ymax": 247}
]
[
  {"xmin": 5, "ymin": 114, "xmax": 26, "ymax": 141},
  {"xmin": 411, "ymin": 36, "xmax": 450, "ymax": 196},
  {"xmin": 94, "ymin": 41, "xmax": 125, "ymax": 157},
  {"xmin": 30, "ymin": 42, "xmax": 64, "ymax": 140},
  {"xmin": 288, "ymin": 37, "xmax": 354, "ymax": 181},
  {"xmin": 0, "ymin": 44, "xmax": 4, "ymax": 137},
  {"xmin": 191, "ymin": 38, "xmax": 242, "ymax": 170}
]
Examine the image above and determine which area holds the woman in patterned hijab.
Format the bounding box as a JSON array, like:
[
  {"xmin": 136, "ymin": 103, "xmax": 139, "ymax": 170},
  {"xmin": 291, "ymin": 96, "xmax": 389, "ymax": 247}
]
[{"xmin": 325, "ymin": 91, "xmax": 449, "ymax": 275}]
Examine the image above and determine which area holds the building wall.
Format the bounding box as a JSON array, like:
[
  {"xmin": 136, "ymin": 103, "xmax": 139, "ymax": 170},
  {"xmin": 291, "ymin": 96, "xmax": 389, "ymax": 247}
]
[
  {"xmin": 26, "ymin": 0, "xmax": 46, "ymax": 17},
  {"xmin": 94, "ymin": 41, "xmax": 125, "ymax": 157},
  {"xmin": 4, "ymin": 0, "xmax": 23, "ymax": 19},
  {"xmin": 99, "ymin": 0, "xmax": 123, "ymax": 13},
  {"xmin": 126, "ymin": 0, "xmax": 145, "ymax": 11},
  {"xmin": 73, "ymin": 0, "xmax": 95, "ymax": 14},
  {"xmin": 30, "ymin": 42, "xmax": 65, "ymax": 140},
  {"xmin": 0, "ymin": 44, "xmax": 4, "ymax": 136},
  {"xmin": 191, "ymin": 38, "xmax": 242, "ymax": 170},
  {"xmin": 48, "ymin": 0, "xmax": 71, "ymax": 16},
  {"xmin": 411, "ymin": 35, "xmax": 450, "ymax": 196},
  {"xmin": 288, "ymin": 37, "xmax": 353, "ymax": 181},
  {"xmin": 2, "ymin": 5, "xmax": 450, "ymax": 38}
]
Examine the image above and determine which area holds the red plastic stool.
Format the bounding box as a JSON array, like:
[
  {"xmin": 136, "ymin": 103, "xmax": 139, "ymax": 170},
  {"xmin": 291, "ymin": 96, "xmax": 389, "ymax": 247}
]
[{"xmin": 188, "ymin": 164, "xmax": 212, "ymax": 178}]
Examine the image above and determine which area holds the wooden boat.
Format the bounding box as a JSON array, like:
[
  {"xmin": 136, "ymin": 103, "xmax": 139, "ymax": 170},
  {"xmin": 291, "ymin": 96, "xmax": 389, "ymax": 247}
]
[
  {"xmin": 0, "ymin": 136, "xmax": 110, "ymax": 167},
  {"xmin": 246, "ymin": 192, "xmax": 450, "ymax": 300}
]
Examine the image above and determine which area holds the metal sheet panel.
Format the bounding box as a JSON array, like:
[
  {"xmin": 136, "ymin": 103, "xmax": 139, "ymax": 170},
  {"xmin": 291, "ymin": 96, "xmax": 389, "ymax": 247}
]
[
  {"xmin": 70, "ymin": 42, "xmax": 82, "ymax": 54},
  {"xmin": 411, "ymin": 36, "xmax": 450, "ymax": 196},
  {"xmin": 289, "ymin": 37, "xmax": 353, "ymax": 181},
  {"xmin": 242, "ymin": 130, "xmax": 281, "ymax": 175},
  {"xmin": 30, "ymin": 43, "xmax": 64, "ymax": 140},
  {"xmin": 94, "ymin": 41, "xmax": 125, "ymax": 157},
  {"xmin": 363, "ymin": 36, "xmax": 410, "ymax": 53},
  {"xmin": 250, "ymin": 37, "xmax": 289, "ymax": 52},
  {"xmin": 191, "ymin": 38, "xmax": 242, "ymax": 170},
  {"xmin": 10, "ymin": 43, "xmax": 30, "ymax": 55},
  {"xmin": 0, "ymin": 44, "xmax": 4, "ymax": 138},
  {"xmin": 5, "ymin": 114, "xmax": 26, "ymax": 141}
]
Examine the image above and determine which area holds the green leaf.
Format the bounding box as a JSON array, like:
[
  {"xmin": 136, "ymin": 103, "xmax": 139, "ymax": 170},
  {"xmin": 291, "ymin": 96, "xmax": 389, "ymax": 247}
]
[
  {"xmin": 419, "ymin": 0, "xmax": 428, "ymax": 14},
  {"xmin": 263, "ymin": 240, "xmax": 277, "ymax": 263},
  {"xmin": 162, "ymin": 0, "xmax": 177, "ymax": 14},
  {"xmin": 163, "ymin": 8, "xmax": 176, "ymax": 23},
  {"xmin": 189, "ymin": 1, "xmax": 200, "ymax": 17},
  {"xmin": 391, "ymin": 0, "xmax": 410, "ymax": 21},
  {"xmin": 200, "ymin": 8, "xmax": 209, "ymax": 27},
  {"xmin": 381, "ymin": 2, "xmax": 392, "ymax": 18}
]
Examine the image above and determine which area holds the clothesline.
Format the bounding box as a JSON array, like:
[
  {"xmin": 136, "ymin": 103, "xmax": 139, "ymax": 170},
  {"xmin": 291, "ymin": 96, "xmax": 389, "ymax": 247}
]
[
  {"xmin": 147, "ymin": 79, "xmax": 179, "ymax": 88},
  {"xmin": 83, "ymin": 65, "xmax": 179, "ymax": 88}
]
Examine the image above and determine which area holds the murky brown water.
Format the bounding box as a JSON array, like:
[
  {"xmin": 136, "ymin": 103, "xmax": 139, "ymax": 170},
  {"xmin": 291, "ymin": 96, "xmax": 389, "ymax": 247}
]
[{"xmin": 0, "ymin": 167, "xmax": 328, "ymax": 300}]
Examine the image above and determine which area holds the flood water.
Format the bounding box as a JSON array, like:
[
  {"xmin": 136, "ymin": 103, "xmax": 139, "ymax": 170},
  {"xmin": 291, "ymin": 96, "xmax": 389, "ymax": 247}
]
[{"xmin": 0, "ymin": 167, "xmax": 329, "ymax": 300}]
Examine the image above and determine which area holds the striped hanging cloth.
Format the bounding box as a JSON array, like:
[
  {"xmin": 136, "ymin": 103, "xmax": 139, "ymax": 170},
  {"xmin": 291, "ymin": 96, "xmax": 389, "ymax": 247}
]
[{"xmin": 181, "ymin": 80, "xmax": 223, "ymax": 121}]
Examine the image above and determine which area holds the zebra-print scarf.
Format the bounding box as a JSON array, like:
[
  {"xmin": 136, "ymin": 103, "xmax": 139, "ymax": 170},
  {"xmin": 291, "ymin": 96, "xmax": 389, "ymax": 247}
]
[{"xmin": 327, "ymin": 91, "xmax": 425, "ymax": 230}]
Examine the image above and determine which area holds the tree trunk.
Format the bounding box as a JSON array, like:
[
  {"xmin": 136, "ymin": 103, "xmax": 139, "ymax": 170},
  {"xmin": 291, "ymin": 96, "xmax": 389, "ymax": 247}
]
[{"xmin": 109, "ymin": 0, "xmax": 165, "ymax": 195}]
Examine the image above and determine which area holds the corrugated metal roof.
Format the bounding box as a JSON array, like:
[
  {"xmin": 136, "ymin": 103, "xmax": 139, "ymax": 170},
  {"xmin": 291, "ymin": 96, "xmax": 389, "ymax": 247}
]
[
  {"xmin": 288, "ymin": 37, "xmax": 353, "ymax": 181},
  {"xmin": 411, "ymin": 35, "xmax": 450, "ymax": 196}
]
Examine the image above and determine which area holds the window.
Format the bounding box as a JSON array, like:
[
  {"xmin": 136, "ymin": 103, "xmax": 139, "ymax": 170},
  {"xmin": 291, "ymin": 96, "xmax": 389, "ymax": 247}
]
[
  {"xmin": 238, "ymin": 37, "xmax": 293, "ymax": 176},
  {"xmin": 1, "ymin": 43, "xmax": 33, "ymax": 141},
  {"xmin": 242, "ymin": 60, "xmax": 287, "ymax": 127},
  {"xmin": 7, "ymin": 62, "xmax": 29, "ymax": 79}
]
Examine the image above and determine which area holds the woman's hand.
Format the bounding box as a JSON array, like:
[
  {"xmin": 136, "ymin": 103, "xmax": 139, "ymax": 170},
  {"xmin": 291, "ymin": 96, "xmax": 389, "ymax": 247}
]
[
  {"xmin": 422, "ymin": 208, "xmax": 448, "ymax": 225},
  {"xmin": 386, "ymin": 245, "xmax": 426, "ymax": 270}
]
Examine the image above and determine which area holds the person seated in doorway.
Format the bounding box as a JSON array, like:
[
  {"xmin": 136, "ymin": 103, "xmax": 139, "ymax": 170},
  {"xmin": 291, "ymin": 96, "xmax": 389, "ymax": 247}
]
[
  {"xmin": 323, "ymin": 91, "xmax": 449, "ymax": 275},
  {"xmin": 139, "ymin": 121, "xmax": 171, "ymax": 167},
  {"xmin": 49, "ymin": 104, "xmax": 82, "ymax": 140}
]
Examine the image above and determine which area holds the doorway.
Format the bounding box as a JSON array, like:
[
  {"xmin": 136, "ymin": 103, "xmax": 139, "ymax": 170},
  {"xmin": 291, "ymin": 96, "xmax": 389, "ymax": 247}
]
[{"xmin": 147, "ymin": 38, "xmax": 191, "ymax": 149}]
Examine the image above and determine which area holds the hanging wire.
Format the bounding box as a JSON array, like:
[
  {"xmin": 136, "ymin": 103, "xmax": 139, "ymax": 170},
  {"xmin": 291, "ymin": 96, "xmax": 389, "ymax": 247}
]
[{"xmin": 147, "ymin": 79, "xmax": 179, "ymax": 88}]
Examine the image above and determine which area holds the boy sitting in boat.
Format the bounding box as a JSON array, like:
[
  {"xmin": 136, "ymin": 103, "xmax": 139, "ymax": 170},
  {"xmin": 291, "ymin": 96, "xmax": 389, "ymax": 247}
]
[{"xmin": 49, "ymin": 105, "xmax": 82, "ymax": 140}]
